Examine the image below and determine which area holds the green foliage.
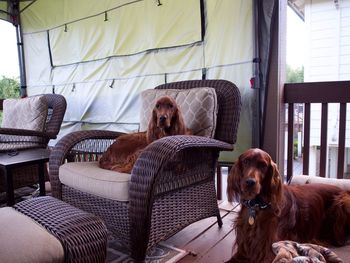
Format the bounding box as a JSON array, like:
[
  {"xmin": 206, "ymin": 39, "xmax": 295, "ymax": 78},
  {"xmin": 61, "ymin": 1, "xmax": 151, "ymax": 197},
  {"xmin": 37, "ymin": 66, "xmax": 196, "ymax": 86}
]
[
  {"xmin": 287, "ymin": 65, "xmax": 304, "ymax": 83},
  {"xmin": 0, "ymin": 76, "xmax": 20, "ymax": 99},
  {"xmin": 0, "ymin": 76, "xmax": 20, "ymax": 122}
]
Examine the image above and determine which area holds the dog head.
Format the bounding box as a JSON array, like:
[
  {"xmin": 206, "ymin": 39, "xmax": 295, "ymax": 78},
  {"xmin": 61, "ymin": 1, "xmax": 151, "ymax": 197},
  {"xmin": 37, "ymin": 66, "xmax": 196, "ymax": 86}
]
[
  {"xmin": 153, "ymin": 96, "xmax": 179, "ymax": 129},
  {"xmin": 147, "ymin": 96, "xmax": 187, "ymax": 143},
  {"xmin": 227, "ymin": 148, "xmax": 283, "ymax": 213}
]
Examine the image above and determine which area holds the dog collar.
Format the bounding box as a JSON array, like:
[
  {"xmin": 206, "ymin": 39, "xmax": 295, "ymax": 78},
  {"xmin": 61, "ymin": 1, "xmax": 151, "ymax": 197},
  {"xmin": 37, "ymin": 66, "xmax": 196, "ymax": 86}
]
[{"xmin": 242, "ymin": 197, "xmax": 271, "ymax": 226}]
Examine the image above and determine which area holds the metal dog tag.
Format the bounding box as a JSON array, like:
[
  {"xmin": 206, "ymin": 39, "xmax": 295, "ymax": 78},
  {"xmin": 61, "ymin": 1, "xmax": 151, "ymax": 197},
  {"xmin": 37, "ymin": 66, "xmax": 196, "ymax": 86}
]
[{"xmin": 248, "ymin": 209, "xmax": 255, "ymax": 225}]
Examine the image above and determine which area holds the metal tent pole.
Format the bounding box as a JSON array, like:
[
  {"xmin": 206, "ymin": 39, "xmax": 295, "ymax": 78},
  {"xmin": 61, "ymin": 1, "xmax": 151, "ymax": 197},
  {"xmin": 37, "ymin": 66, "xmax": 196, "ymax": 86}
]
[
  {"xmin": 15, "ymin": 21, "xmax": 27, "ymax": 97},
  {"xmin": 252, "ymin": 0, "xmax": 261, "ymax": 148},
  {"xmin": 9, "ymin": 0, "xmax": 27, "ymax": 97}
]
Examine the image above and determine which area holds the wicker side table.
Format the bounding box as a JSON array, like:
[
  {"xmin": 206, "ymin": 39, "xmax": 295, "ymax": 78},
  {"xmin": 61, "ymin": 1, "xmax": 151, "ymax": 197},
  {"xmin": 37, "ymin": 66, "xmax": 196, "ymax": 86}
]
[{"xmin": 0, "ymin": 148, "xmax": 50, "ymax": 206}]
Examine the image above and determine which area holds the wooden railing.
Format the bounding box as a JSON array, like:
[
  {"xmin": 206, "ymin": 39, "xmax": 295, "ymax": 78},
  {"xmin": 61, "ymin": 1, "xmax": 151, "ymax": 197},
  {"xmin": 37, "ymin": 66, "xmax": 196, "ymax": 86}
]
[{"xmin": 284, "ymin": 81, "xmax": 350, "ymax": 182}]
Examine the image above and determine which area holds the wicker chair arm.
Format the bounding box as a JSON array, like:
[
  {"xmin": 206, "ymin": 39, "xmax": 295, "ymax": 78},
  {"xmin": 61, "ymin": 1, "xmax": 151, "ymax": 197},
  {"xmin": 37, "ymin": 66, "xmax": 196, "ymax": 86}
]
[
  {"xmin": 129, "ymin": 135, "xmax": 232, "ymax": 259},
  {"xmin": 0, "ymin": 127, "xmax": 56, "ymax": 139},
  {"xmin": 49, "ymin": 130, "xmax": 123, "ymax": 198},
  {"xmin": 130, "ymin": 134, "xmax": 232, "ymax": 197}
]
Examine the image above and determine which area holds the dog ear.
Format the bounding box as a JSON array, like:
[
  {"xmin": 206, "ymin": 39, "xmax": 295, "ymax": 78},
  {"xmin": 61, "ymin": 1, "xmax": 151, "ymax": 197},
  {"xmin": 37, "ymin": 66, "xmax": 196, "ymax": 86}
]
[
  {"xmin": 146, "ymin": 109, "xmax": 158, "ymax": 143},
  {"xmin": 227, "ymin": 160, "xmax": 242, "ymax": 202},
  {"xmin": 268, "ymin": 161, "xmax": 283, "ymax": 215},
  {"xmin": 172, "ymin": 107, "xmax": 186, "ymax": 135}
]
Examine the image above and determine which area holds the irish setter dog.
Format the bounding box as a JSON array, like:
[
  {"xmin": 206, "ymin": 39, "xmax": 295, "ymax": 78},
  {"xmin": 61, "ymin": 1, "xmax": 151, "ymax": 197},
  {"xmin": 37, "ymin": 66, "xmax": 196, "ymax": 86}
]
[
  {"xmin": 226, "ymin": 148, "xmax": 350, "ymax": 263},
  {"xmin": 99, "ymin": 96, "xmax": 191, "ymax": 173}
]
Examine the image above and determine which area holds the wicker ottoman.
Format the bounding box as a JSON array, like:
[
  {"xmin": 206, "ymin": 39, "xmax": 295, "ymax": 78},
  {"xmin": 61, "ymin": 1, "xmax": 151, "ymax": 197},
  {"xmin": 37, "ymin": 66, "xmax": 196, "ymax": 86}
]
[{"xmin": 0, "ymin": 196, "xmax": 108, "ymax": 263}]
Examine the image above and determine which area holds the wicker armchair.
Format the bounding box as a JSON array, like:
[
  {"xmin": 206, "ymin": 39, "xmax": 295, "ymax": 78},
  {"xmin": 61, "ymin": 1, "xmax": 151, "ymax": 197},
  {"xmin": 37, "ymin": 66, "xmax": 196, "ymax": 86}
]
[
  {"xmin": 49, "ymin": 79, "xmax": 241, "ymax": 262},
  {"xmin": 0, "ymin": 94, "xmax": 67, "ymax": 192}
]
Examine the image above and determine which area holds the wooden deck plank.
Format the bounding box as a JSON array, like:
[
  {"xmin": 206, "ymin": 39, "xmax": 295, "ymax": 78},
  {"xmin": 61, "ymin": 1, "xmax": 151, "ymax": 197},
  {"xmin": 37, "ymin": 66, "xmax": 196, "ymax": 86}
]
[
  {"xmin": 171, "ymin": 202, "xmax": 239, "ymax": 263},
  {"xmin": 194, "ymin": 227, "xmax": 236, "ymax": 263},
  {"xmin": 166, "ymin": 208, "xmax": 230, "ymax": 248},
  {"xmin": 194, "ymin": 203, "xmax": 240, "ymax": 262},
  {"xmin": 165, "ymin": 201, "xmax": 230, "ymax": 247},
  {"xmin": 177, "ymin": 210, "xmax": 237, "ymax": 263},
  {"xmin": 164, "ymin": 201, "xmax": 240, "ymax": 263}
]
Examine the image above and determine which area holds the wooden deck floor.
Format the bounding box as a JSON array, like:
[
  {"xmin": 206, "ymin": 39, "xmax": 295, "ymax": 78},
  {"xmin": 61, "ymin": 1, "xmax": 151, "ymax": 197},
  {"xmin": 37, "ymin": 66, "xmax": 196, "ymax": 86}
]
[
  {"xmin": 165, "ymin": 200, "xmax": 238, "ymax": 263},
  {"xmin": 166, "ymin": 200, "xmax": 350, "ymax": 263}
]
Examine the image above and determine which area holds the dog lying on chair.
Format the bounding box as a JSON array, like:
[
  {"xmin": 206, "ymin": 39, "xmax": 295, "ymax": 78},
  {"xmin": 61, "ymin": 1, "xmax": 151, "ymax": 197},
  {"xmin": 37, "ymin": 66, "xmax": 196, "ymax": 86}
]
[
  {"xmin": 226, "ymin": 148, "xmax": 350, "ymax": 263},
  {"xmin": 99, "ymin": 96, "xmax": 192, "ymax": 173}
]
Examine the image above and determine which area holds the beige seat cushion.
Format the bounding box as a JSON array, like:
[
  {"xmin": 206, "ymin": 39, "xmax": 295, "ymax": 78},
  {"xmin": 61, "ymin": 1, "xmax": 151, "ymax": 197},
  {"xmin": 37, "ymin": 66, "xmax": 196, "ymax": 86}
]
[
  {"xmin": 290, "ymin": 175, "xmax": 350, "ymax": 191},
  {"xmin": 0, "ymin": 207, "xmax": 64, "ymax": 263},
  {"xmin": 61, "ymin": 88, "xmax": 217, "ymax": 202},
  {"xmin": 140, "ymin": 87, "xmax": 218, "ymax": 138},
  {"xmin": 59, "ymin": 161, "xmax": 131, "ymax": 201}
]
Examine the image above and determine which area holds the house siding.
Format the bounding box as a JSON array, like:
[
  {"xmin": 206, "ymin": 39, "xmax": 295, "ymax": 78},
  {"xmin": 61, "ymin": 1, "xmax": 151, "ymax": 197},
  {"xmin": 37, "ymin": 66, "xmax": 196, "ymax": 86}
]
[{"xmin": 304, "ymin": 0, "xmax": 350, "ymax": 178}]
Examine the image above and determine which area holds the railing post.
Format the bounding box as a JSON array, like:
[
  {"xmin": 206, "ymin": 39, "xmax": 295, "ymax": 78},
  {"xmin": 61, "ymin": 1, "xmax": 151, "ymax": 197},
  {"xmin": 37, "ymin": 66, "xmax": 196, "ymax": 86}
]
[
  {"xmin": 337, "ymin": 103, "xmax": 346, "ymax": 178},
  {"xmin": 287, "ymin": 103, "xmax": 294, "ymax": 182}
]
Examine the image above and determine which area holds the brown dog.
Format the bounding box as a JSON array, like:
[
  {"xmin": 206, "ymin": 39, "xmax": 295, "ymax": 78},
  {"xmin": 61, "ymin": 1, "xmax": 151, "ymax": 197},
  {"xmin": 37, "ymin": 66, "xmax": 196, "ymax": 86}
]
[
  {"xmin": 226, "ymin": 148, "xmax": 350, "ymax": 263},
  {"xmin": 99, "ymin": 96, "xmax": 191, "ymax": 173}
]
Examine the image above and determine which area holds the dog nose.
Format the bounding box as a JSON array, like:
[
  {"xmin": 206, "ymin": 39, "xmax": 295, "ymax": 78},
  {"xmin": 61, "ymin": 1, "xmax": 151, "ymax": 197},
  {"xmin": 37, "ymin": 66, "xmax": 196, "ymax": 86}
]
[
  {"xmin": 245, "ymin": 178, "xmax": 256, "ymax": 187},
  {"xmin": 159, "ymin": 116, "xmax": 166, "ymax": 123}
]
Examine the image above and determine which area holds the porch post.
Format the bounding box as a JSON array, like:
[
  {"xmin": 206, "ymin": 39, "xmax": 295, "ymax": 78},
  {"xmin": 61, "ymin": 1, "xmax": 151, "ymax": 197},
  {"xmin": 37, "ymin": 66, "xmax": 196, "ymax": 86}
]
[{"xmin": 262, "ymin": 0, "xmax": 286, "ymax": 176}]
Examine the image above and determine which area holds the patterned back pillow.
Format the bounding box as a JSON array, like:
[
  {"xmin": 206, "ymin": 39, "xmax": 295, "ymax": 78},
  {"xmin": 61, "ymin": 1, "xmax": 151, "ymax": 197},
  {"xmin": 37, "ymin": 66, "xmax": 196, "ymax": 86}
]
[
  {"xmin": 140, "ymin": 87, "xmax": 218, "ymax": 138},
  {"xmin": 2, "ymin": 95, "xmax": 48, "ymax": 131}
]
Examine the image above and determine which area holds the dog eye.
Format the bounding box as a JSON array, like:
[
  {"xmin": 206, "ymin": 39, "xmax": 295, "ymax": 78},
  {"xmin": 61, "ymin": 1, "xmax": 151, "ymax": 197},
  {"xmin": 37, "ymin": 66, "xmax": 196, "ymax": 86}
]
[
  {"xmin": 242, "ymin": 159, "xmax": 250, "ymax": 166},
  {"xmin": 257, "ymin": 161, "xmax": 267, "ymax": 169},
  {"xmin": 156, "ymin": 104, "xmax": 160, "ymax": 109},
  {"xmin": 168, "ymin": 104, "xmax": 173, "ymax": 108}
]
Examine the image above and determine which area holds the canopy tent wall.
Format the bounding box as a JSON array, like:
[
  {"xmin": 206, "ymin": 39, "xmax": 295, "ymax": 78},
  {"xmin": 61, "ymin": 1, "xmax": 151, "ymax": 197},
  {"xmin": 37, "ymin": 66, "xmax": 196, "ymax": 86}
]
[
  {"xmin": 0, "ymin": 0, "xmax": 286, "ymax": 161},
  {"xmin": 16, "ymin": 0, "xmax": 256, "ymax": 155}
]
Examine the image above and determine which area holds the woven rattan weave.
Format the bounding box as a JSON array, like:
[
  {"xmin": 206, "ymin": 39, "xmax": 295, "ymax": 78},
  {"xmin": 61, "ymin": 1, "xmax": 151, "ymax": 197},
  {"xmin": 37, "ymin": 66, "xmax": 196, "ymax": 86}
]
[
  {"xmin": 0, "ymin": 94, "xmax": 66, "ymax": 193},
  {"xmin": 49, "ymin": 79, "xmax": 241, "ymax": 262},
  {"xmin": 14, "ymin": 196, "xmax": 107, "ymax": 263}
]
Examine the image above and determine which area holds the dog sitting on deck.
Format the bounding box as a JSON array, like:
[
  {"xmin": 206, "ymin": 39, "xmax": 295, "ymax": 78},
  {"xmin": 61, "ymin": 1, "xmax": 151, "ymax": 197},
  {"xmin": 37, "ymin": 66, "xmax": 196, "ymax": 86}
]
[
  {"xmin": 99, "ymin": 95, "xmax": 191, "ymax": 173},
  {"xmin": 226, "ymin": 148, "xmax": 350, "ymax": 263}
]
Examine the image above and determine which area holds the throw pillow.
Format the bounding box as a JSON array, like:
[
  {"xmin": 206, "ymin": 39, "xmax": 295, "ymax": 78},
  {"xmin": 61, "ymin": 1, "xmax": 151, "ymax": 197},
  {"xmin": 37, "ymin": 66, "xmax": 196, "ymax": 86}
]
[
  {"xmin": 2, "ymin": 95, "xmax": 48, "ymax": 131},
  {"xmin": 140, "ymin": 87, "xmax": 218, "ymax": 138}
]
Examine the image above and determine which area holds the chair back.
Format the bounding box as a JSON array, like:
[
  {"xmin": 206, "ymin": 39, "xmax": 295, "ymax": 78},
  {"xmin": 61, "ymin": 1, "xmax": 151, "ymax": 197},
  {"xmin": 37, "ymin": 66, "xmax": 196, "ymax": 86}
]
[
  {"xmin": 0, "ymin": 94, "xmax": 66, "ymax": 150},
  {"xmin": 43, "ymin": 94, "xmax": 67, "ymax": 140},
  {"xmin": 155, "ymin": 79, "xmax": 241, "ymax": 144}
]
